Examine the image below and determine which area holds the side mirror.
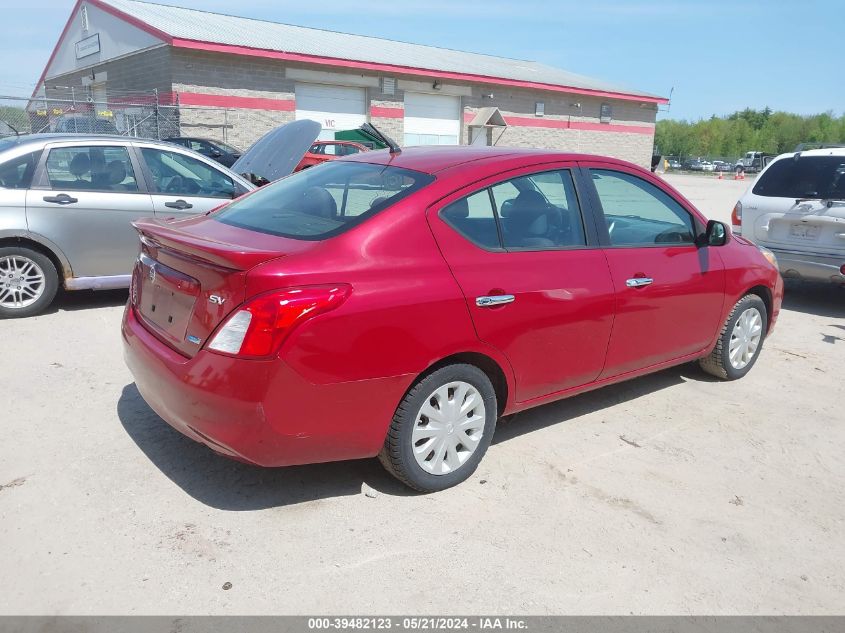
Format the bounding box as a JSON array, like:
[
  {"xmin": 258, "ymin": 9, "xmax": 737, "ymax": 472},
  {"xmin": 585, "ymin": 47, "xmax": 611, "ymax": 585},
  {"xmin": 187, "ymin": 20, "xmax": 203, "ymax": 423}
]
[{"xmin": 702, "ymin": 220, "xmax": 728, "ymax": 246}]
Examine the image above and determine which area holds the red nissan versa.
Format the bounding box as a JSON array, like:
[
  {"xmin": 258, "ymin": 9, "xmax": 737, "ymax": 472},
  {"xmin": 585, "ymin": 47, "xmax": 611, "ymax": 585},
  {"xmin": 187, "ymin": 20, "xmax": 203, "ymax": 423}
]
[{"xmin": 122, "ymin": 143, "xmax": 783, "ymax": 492}]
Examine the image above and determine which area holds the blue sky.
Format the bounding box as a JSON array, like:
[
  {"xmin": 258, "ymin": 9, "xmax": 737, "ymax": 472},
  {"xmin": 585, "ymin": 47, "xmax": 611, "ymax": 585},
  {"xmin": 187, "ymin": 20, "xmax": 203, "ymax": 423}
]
[{"xmin": 1, "ymin": 0, "xmax": 842, "ymax": 121}]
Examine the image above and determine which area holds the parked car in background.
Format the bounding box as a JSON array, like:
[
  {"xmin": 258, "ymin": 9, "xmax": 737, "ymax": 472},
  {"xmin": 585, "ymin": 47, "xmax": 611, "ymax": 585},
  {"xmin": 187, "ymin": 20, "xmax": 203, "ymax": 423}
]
[
  {"xmin": 54, "ymin": 115, "xmax": 119, "ymax": 135},
  {"xmin": 164, "ymin": 137, "xmax": 242, "ymax": 168},
  {"xmin": 122, "ymin": 145, "xmax": 783, "ymax": 492},
  {"xmin": 295, "ymin": 140, "xmax": 370, "ymax": 171},
  {"xmin": 0, "ymin": 120, "xmax": 323, "ymax": 317},
  {"xmin": 702, "ymin": 161, "xmax": 715, "ymax": 172},
  {"xmin": 667, "ymin": 160, "xmax": 681, "ymax": 169},
  {"xmin": 684, "ymin": 159, "xmax": 704, "ymax": 171},
  {"xmin": 735, "ymin": 150, "xmax": 776, "ymax": 174},
  {"xmin": 712, "ymin": 160, "xmax": 732, "ymax": 173},
  {"xmin": 733, "ymin": 147, "xmax": 845, "ymax": 284}
]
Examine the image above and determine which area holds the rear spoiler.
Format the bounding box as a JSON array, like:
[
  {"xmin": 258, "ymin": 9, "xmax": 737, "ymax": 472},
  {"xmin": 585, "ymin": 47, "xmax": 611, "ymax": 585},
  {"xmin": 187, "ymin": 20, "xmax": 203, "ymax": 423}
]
[{"xmin": 133, "ymin": 217, "xmax": 288, "ymax": 271}]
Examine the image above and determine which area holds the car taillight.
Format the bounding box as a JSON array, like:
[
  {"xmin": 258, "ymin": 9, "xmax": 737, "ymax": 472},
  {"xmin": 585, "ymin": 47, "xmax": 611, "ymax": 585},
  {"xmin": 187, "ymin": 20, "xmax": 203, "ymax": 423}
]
[
  {"xmin": 206, "ymin": 284, "xmax": 351, "ymax": 358},
  {"xmin": 731, "ymin": 201, "xmax": 742, "ymax": 227}
]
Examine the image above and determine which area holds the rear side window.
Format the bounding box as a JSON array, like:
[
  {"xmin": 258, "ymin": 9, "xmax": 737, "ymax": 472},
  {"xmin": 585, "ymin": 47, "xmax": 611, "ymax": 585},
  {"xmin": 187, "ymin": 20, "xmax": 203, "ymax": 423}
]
[
  {"xmin": 45, "ymin": 146, "xmax": 138, "ymax": 193},
  {"xmin": 0, "ymin": 151, "xmax": 41, "ymax": 190},
  {"xmin": 440, "ymin": 169, "xmax": 587, "ymax": 251},
  {"xmin": 215, "ymin": 162, "xmax": 434, "ymax": 240},
  {"xmin": 753, "ymin": 156, "xmax": 845, "ymax": 199}
]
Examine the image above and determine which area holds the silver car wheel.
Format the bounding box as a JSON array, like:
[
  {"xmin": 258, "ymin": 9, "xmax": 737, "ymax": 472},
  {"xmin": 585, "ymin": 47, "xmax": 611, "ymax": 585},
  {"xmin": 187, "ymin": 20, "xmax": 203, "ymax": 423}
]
[
  {"xmin": 0, "ymin": 255, "xmax": 46, "ymax": 310},
  {"xmin": 411, "ymin": 381, "xmax": 486, "ymax": 476},
  {"xmin": 728, "ymin": 307, "xmax": 763, "ymax": 370}
]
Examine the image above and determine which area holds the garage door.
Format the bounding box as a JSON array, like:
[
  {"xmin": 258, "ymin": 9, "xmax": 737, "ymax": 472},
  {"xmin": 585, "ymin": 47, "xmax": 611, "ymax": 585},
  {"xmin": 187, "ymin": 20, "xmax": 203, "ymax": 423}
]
[
  {"xmin": 404, "ymin": 92, "xmax": 461, "ymax": 146},
  {"xmin": 295, "ymin": 84, "xmax": 367, "ymax": 140}
]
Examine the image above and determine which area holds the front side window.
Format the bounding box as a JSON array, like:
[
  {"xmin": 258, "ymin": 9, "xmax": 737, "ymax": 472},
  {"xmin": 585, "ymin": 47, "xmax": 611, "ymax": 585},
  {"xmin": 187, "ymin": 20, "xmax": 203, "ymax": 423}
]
[
  {"xmin": 215, "ymin": 161, "xmax": 433, "ymax": 240},
  {"xmin": 590, "ymin": 169, "xmax": 695, "ymax": 246},
  {"xmin": 0, "ymin": 151, "xmax": 41, "ymax": 190},
  {"xmin": 752, "ymin": 156, "xmax": 845, "ymax": 199},
  {"xmin": 45, "ymin": 146, "xmax": 138, "ymax": 192},
  {"xmin": 141, "ymin": 148, "xmax": 235, "ymax": 199},
  {"xmin": 337, "ymin": 144, "xmax": 362, "ymax": 156}
]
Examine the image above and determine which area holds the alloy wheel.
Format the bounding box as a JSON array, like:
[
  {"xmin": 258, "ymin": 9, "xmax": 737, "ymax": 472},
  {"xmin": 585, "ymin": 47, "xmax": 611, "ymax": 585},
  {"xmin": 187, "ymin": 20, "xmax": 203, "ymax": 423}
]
[{"xmin": 0, "ymin": 255, "xmax": 46, "ymax": 310}]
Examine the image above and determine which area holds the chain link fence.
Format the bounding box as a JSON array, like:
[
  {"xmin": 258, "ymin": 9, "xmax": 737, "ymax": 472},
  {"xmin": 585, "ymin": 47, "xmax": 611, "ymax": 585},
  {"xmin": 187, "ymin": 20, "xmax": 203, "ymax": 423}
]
[{"xmin": 0, "ymin": 89, "xmax": 291, "ymax": 151}]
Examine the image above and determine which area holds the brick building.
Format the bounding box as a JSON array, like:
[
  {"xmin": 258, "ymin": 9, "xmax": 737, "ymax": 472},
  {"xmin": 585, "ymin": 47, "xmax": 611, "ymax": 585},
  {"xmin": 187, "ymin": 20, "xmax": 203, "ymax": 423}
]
[{"xmin": 35, "ymin": 0, "xmax": 668, "ymax": 167}]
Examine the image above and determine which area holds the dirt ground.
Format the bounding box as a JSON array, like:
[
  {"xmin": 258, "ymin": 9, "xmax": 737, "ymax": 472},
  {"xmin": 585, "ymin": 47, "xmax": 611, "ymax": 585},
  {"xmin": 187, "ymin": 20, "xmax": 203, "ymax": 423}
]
[{"xmin": 1, "ymin": 175, "xmax": 843, "ymax": 615}]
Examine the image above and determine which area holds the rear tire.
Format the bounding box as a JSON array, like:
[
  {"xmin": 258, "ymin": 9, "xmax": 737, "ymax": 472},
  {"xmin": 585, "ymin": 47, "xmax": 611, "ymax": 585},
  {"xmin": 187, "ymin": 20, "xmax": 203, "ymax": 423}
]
[
  {"xmin": 699, "ymin": 294, "xmax": 767, "ymax": 380},
  {"xmin": 379, "ymin": 364, "xmax": 497, "ymax": 492},
  {"xmin": 0, "ymin": 246, "xmax": 59, "ymax": 319}
]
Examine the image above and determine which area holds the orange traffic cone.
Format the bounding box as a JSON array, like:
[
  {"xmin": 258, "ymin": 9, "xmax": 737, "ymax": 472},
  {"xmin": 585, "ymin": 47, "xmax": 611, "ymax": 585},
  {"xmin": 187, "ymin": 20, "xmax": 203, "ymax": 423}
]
[{"xmin": 718, "ymin": 171, "xmax": 723, "ymax": 179}]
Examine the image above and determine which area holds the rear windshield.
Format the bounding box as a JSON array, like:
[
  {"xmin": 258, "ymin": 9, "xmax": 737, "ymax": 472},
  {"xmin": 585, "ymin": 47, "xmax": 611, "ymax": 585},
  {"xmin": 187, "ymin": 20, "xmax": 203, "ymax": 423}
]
[
  {"xmin": 753, "ymin": 155, "xmax": 845, "ymax": 199},
  {"xmin": 215, "ymin": 161, "xmax": 434, "ymax": 240}
]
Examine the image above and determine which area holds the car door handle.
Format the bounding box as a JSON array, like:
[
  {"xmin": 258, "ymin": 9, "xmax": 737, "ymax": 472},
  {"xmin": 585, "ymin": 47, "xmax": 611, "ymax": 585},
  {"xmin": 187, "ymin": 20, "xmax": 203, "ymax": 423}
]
[
  {"xmin": 476, "ymin": 294, "xmax": 515, "ymax": 307},
  {"xmin": 164, "ymin": 199, "xmax": 193, "ymax": 210},
  {"xmin": 42, "ymin": 194, "xmax": 78, "ymax": 205},
  {"xmin": 626, "ymin": 277, "xmax": 654, "ymax": 288}
]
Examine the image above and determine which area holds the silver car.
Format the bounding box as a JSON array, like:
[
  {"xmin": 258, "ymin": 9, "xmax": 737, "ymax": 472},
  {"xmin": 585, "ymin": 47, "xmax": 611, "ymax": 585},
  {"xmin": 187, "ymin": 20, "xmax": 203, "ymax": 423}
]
[{"xmin": 0, "ymin": 122, "xmax": 321, "ymax": 317}]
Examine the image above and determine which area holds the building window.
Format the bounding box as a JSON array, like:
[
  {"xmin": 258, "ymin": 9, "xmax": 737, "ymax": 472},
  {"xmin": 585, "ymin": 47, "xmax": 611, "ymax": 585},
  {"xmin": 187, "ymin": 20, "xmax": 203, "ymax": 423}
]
[
  {"xmin": 600, "ymin": 103, "xmax": 612, "ymax": 123},
  {"xmin": 535, "ymin": 101, "xmax": 545, "ymax": 117}
]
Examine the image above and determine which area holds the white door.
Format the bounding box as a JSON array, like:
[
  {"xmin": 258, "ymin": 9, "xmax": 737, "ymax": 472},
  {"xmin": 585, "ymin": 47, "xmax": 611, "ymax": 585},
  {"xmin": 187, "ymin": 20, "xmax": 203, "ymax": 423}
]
[
  {"xmin": 295, "ymin": 84, "xmax": 366, "ymax": 141},
  {"xmin": 404, "ymin": 92, "xmax": 461, "ymax": 146}
]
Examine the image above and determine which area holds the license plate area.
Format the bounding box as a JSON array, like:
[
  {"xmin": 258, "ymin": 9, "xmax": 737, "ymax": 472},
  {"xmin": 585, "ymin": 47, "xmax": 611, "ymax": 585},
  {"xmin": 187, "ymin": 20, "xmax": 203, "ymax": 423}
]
[
  {"xmin": 790, "ymin": 223, "xmax": 820, "ymax": 239},
  {"xmin": 137, "ymin": 253, "xmax": 200, "ymax": 345}
]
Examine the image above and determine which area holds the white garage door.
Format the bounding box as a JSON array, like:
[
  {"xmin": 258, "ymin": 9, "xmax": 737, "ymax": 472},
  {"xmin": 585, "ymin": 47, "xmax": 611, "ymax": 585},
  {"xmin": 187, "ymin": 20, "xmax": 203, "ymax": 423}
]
[
  {"xmin": 404, "ymin": 92, "xmax": 461, "ymax": 146},
  {"xmin": 295, "ymin": 83, "xmax": 367, "ymax": 140}
]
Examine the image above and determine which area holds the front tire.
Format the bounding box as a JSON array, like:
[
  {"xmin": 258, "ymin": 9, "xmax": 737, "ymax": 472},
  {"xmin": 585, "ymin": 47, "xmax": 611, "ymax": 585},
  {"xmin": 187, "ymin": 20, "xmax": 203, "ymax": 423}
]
[
  {"xmin": 379, "ymin": 364, "xmax": 497, "ymax": 492},
  {"xmin": 699, "ymin": 294, "xmax": 767, "ymax": 380},
  {"xmin": 0, "ymin": 247, "xmax": 59, "ymax": 319}
]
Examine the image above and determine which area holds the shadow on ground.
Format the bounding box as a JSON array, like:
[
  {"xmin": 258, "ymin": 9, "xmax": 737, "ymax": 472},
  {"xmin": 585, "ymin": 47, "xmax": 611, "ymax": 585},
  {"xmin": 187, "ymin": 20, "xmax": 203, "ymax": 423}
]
[
  {"xmin": 118, "ymin": 362, "xmax": 708, "ymax": 509},
  {"xmin": 781, "ymin": 280, "xmax": 845, "ymax": 319},
  {"xmin": 44, "ymin": 288, "xmax": 129, "ymax": 314},
  {"xmin": 117, "ymin": 384, "xmax": 408, "ymax": 511}
]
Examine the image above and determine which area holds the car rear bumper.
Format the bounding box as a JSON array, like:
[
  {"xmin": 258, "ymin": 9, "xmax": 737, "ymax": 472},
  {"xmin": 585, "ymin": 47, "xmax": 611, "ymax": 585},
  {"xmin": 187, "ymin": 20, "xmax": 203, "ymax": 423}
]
[
  {"xmin": 122, "ymin": 306, "xmax": 412, "ymax": 467},
  {"xmin": 770, "ymin": 248, "xmax": 845, "ymax": 284}
]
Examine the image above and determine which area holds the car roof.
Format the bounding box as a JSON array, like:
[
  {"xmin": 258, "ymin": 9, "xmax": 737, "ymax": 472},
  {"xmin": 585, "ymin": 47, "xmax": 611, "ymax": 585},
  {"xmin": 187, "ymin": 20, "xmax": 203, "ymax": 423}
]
[
  {"xmin": 0, "ymin": 133, "xmax": 182, "ymax": 150},
  {"xmin": 339, "ymin": 145, "xmax": 629, "ymax": 174},
  {"xmin": 773, "ymin": 147, "xmax": 845, "ymax": 160}
]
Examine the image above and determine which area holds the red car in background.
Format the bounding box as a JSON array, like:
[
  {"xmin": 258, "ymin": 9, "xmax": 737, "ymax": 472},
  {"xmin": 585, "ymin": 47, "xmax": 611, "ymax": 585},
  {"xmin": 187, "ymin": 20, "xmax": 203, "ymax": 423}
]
[
  {"xmin": 295, "ymin": 140, "xmax": 370, "ymax": 172},
  {"xmin": 123, "ymin": 143, "xmax": 783, "ymax": 492}
]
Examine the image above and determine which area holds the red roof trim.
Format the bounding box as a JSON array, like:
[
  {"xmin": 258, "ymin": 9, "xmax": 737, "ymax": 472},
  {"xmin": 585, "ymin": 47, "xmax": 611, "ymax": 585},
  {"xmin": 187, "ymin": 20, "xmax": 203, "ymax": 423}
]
[
  {"xmin": 86, "ymin": 0, "xmax": 174, "ymax": 42},
  {"xmin": 32, "ymin": 0, "xmax": 84, "ymax": 98},
  {"xmin": 33, "ymin": 0, "xmax": 171, "ymax": 98},
  {"xmin": 171, "ymin": 39, "xmax": 669, "ymax": 104}
]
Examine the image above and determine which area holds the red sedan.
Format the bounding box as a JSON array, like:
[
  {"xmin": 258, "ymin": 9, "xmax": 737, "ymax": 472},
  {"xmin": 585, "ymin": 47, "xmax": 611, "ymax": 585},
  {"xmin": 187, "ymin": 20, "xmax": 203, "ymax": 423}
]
[
  {"xmin": 294, "ymin": 140, "xmax": 370, "ymax": 172},
  {"xmin": 123, "ymin": 146, "xmax": 783, "ymax": 492}
]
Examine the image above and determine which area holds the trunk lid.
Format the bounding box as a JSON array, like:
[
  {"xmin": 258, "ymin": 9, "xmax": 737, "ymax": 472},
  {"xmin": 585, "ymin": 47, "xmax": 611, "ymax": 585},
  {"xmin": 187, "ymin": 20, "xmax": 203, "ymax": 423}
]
[{"xmin": 131, "ymin": 215, "xmax": 313, "ymax": 357}]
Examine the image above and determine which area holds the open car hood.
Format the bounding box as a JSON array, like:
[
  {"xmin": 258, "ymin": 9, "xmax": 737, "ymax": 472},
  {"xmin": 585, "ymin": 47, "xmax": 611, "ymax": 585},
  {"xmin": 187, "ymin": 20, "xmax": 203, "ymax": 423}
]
[{"xmin": 231, "ymin": 119, "xmax": 321, "ymax": 183}]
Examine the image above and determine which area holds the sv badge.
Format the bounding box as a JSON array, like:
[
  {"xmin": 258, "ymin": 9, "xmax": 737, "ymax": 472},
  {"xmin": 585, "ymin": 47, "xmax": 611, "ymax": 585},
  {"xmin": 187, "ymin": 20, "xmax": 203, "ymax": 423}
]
[{"xmin": 209, "ymin": 294, "xmax": 225, "ymax": 305}]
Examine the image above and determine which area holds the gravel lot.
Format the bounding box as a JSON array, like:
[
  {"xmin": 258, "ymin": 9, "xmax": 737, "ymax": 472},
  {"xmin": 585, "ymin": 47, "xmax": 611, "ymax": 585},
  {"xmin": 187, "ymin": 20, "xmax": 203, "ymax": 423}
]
[{"xmin": 2, "ymin": 174, "xmax": 844, "ymax": 615}]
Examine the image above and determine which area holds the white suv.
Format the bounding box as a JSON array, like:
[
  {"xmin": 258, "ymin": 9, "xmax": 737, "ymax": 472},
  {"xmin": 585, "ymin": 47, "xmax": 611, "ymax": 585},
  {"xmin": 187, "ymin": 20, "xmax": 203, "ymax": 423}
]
[{"xmin": 733, "ymin": 147, "xmax": 845, "ymax": 284}]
